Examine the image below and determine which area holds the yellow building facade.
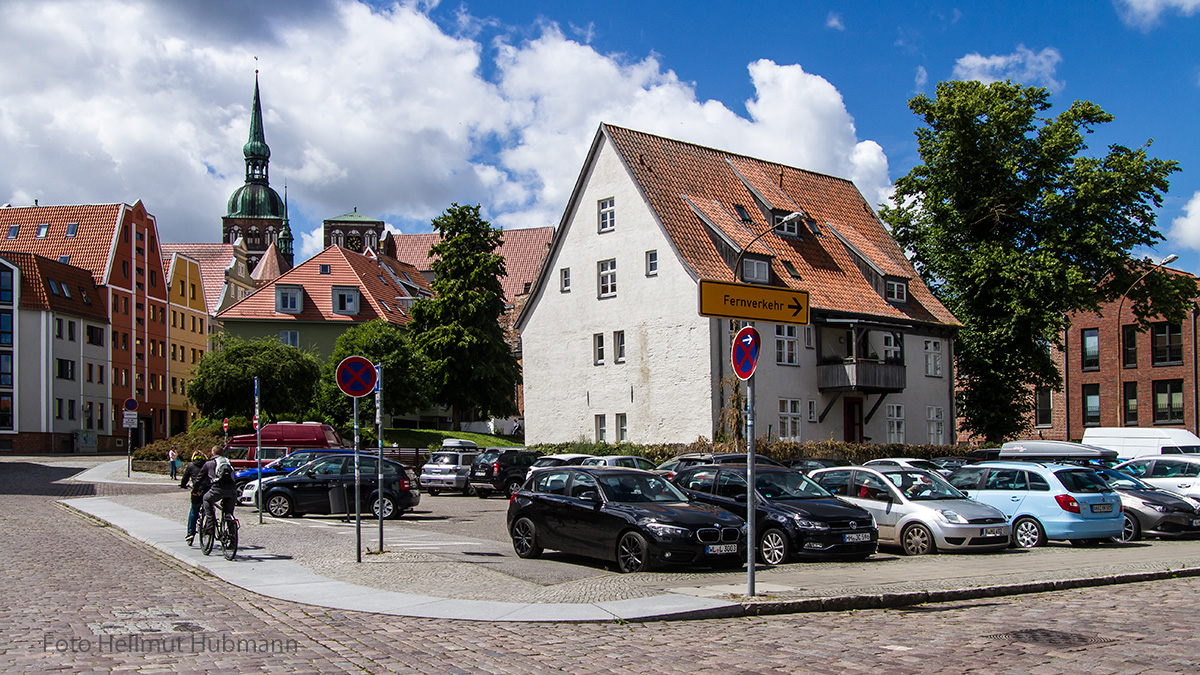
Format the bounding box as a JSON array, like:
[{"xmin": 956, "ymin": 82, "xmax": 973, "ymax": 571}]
[{"xmin": 164, "ymin": 253, "xmax": 209, "ymax": 435}]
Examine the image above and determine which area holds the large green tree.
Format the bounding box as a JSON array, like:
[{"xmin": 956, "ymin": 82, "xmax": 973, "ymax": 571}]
[
  {"xmin": 880, "ymin": 80, "xmax": 1196, "ymax": 444},
  {"xmin": 313, "ymin": 320, "xmax": 430, "ymax": 438},
  {"xmin": 409, "ymin": 203, "xmax": 521, "ymax": 428},
  {"xmin": 187, "ymin": 334, "xmax": 322, "ymax": 421}
]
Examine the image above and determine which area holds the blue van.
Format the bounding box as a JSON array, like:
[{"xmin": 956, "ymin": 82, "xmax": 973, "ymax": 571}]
[{"xmin": 948, "ymin": 461, "xmax": 1123, "ymax": 548}]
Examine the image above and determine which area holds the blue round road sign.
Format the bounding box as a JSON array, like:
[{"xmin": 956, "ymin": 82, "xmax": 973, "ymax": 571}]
[
  {"xmin": 336, "ymin": 356, "xmax": 378, "ymax": 398},
  {"xmin": 731, "ymin": 326, "xmax": 761, "ymax": 381}
]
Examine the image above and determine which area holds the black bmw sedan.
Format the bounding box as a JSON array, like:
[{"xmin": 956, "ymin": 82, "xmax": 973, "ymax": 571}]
[
  {"xmin": 672, "ymin": 464, "xmax": 878, "ymax": 565},
  {"xmin": 262, "ymin": 454, "xmax": 419, "ymax": 520},
  {"xmin": 507, "ymin": 466, "xmax": 746, "ymax": 573}
]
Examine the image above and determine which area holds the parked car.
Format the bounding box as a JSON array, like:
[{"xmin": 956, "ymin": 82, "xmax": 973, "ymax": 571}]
[
  {"xmin": 470, "ymin": 447, "xmax": 543, "ymax": 498},
  {"xmin": 527, "ymin": 453, "xmax": 595, "ymax": 475},
  {"xmin": 1113, "ymin": 455, "xmax": 1200, "ymax": 500},
  {"xmin": 948, "ymin": 462, "xmax": 1124, "ymax": 548},
  {"xmin": 580, "ymin": 455, "xmax": 658, "ymax": 471},
  {"xmin": 672, "ymin": 464, "xmax": 877, "ymax": 564},
  {"xmin": 809, "ymin": 466, "xmax": 1009, "ymax": 555},
  {"xmin": 1093, "ymin": 468, "xmax": 1200, "ymax": 542},
  {"xmin": 233, "ymin": 448, "xmax": 355, "ymax": 492},
  {"xmin": 418, "ymin": 440, "xmax": 479, "ymax": 496},
  {"xmin": 654, "ymin": 453, "xmax": 783, "ymax": 480},
  {"xmin": 261, "ymin": 454, "xmax": 419, "ymax": 519},
  {"xmin": 785, "ymin": 458, "xmax": 848, "ymax": 474},
  {"xmin": 930, "ymin": 457, "xmax": 971, "ymax": 472},
  {"xmin": 864, "ymin": 458, "xmax": 953, "ymax": 477},
  {"xmin": 507, "ymin": 466, "xmax": 746, "ymax": 572}
]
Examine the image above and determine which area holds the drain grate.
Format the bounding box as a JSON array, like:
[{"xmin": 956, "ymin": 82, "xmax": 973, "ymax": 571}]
[{"xmin": 983, "ymin": 628, "xmax": 1116, "ymax": 647}]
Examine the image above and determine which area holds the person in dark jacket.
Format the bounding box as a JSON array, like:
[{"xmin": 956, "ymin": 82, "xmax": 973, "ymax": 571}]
[
  {"xmin": 201, "ymin": 445, "xmax": 238, "ymax": 534},
  {"xmin": 179, "ymin": 451, "xmax": 211, "ymax": 546}
]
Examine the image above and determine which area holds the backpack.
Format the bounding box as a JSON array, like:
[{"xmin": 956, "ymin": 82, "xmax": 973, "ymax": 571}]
[{"xmin": 214, "ymin": 456, "xmax": 234, "ymax": 487}]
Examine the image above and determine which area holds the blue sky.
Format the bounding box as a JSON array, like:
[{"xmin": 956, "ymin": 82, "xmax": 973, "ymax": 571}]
[{"xmin": 2, "ymin": 0, "xmax": 1199, "ymax": 272}]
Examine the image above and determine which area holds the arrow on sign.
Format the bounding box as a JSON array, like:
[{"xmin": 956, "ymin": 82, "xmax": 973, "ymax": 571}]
[{"xmin": 789, "ymin": 298, "xmax": 804, "ymax": 317}]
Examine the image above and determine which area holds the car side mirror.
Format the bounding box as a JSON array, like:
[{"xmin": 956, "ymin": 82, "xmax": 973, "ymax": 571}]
[
  {"xmin": 578, "ymin": 490, "xmax": 600, "ymax": 503},
  {"xmin": 305, "ymin": 469, "xmax": 316, "ymax": 477},
  {"xmin": 733, "ymin": 493, "xmax": 748, "ymax": 502}
]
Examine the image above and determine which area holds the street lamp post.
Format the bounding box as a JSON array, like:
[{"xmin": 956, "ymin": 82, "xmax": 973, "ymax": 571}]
[
  {"xmin": 1115, "ymin": 254, "xmax": 1177, "ymax": 426},
  {"xmin": 732, "ymin": 211, "xmax": 803, "ymax": 282}
]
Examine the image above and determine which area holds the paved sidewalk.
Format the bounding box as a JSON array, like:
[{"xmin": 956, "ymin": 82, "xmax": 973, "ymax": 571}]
[{"xmin": 65, "ymin": 459, "xmax": 1200, "ymax": 623}]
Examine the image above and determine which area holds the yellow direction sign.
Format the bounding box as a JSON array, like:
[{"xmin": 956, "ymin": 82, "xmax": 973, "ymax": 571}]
[{"xmin": 698, "ymin": 279, "xmax": 809, "ymax": 325}]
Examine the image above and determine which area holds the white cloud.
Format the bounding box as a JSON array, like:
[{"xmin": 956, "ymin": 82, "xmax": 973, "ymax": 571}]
[
  {"xmin": 914, "ymin": 65, "xmax": 928, "ymax": 91},
  {"xmin": 1116, "ymin": 0, "xmax": 1200, "ymax": 30},
  {"xmin": 826, "ymin": 12, "xmax": 845, "ymax": 30},
  {"xmin": 0, "ymin": 0, "xmax": 895, "ymax": 258},
  {"xmin": 1168, "ymin": 191, "xmax": 1200, "ymax": 251},
  {"xmin": 953, "ymin": 45, "xmax": 1063, "ymax": 90}
]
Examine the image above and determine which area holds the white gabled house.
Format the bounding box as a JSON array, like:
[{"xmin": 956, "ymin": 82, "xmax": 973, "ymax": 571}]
[{"xmin": 516, "ymin": 124, "xmax": 960, "ymax": 446}]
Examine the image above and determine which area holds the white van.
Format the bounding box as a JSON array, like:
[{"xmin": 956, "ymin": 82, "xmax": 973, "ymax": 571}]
[{"xmin": 1080, "ymin": 427, "xmax": 1200, "ymax": 459}]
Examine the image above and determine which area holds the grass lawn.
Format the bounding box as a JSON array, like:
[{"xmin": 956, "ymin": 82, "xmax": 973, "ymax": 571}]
[{"xmin": 382, "ymin": 428, "xmax": 525, "ymax": 449}]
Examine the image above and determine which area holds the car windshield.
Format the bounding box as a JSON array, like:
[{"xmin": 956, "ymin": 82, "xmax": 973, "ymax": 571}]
[
  {"xmin": 597, "ymin": 473, "xmax": 688, "ymax": 503},
  {"xmin": 428, "ymin": 453, "xmax": 458, "ymax": 465},
  {"xmin": 1055, "ymin": 469, "xmax": 1113, "ymax": 494},
  {"xmin": 474, "ymin": 452, "xmax": 500, "ymax": 465},
  {"xmin": 753, "ymin": 471, "xmax": 832, "ymax": 499},
  {"xmin": 1096, "ymin": 468, "xmax": 1153, "ymax": 490},
  {"xmin": 882, "ymin": 470, "xmax": 965, "ymax": 500},
  {"xmin": 275, "ymin": 453, "xmax": 317, "ymax": 471},
  {"xmin": 908, "ymin": 460, "xmax": 945, "ymax": 472}
]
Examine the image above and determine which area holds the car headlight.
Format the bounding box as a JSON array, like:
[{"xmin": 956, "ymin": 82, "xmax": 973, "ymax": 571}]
[
  {"xmin": 1142, "ymin": 501, "xmax": 1169, "ymax": 513},
  {"xmin": 643, "ymin": 521, "xmax": 691, "ymax": 539},
  {"xmin": 936, "ymin": 509, "xmax": 969, "ymax": 524},
  {"xmin": 792, "ymin": 515, "xmax": 830, "ymax": 530}
]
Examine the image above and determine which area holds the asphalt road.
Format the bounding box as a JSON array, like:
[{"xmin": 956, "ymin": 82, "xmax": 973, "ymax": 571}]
[{"xmin": 4, "ymin": 456, "xmax": 1199, "ymax": 673}]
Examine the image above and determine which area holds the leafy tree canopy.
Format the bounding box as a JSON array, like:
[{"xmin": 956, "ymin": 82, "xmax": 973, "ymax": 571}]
[
  {"xmin": 187, "ymin": 334, "xmax": 322, "ymax": 421},
  {"xmin": 880, "ymin": 80, "xmax": 1197, "ymax": 444},
  {"xmin": 409, "ymin": 203, "xmax": 521, "ymax": 427}
]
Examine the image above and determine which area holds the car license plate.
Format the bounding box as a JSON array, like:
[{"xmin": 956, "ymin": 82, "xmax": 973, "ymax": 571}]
[
  {"xmin": 983, "ymin": 527, "xmax": 1005, "ymax": 536},
  {"xmin": 1091, "ymin": 503, "xmax": 1113, "ymax": 513},
  {"xmin": 844, "ymin": 532, "xmax": 871, "ymax": 543},
  {"xmin": 473, "ymin": 470, "xmax": 486, "ymax": 477},
  {"xmin": 1192, "ymin": 519, "xmax": 1200, "ymax": 527},
  {"xmin": 706, "ymin": 544, "xmax": 738, "ymax": 555}
]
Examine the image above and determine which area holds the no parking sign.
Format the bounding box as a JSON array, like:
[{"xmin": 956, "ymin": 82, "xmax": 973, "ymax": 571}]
[{"xmin": 731, "ymin": 326, "xmax": 761, "ymax": 381}]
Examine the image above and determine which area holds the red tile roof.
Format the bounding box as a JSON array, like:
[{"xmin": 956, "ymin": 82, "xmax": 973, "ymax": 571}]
[
  {"xmin": 0, "ymin": 251, "xmax": 109, "ymax": 322},
  {"xmin": 0, "ymin": 204, "xmax": 126, "ymax": 285},
  {"xmin": 600, "ymin": 125, "xmax": 958, "ymax": 326},
  {"xmin": 161, "ymin": 243, "xmax": 239, "ymax": 311},
  {"xmin": 217, "ymin": 246, "xmax": 428, "ymax": 325},
  {"xmin": 250, "ymin": 242, "xmax": 288, "ymax": 283},
  {"xmin": 389, "ymin": 226, "xmax": 554, "ymax": 302}
]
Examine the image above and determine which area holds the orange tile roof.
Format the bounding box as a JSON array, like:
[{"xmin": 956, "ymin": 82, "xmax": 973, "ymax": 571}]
[
  {"xmin": 0, "ymin": 251, "xmax": 109, "ymax": 322},
  {"xmin": 389, "ymin": 226, "xmax": 554, "ymax": 301},
  {"xmin": 250, "ymin": 242, "xmax": 288, "ymax": 283},
  {"xmin": 0, "ymin": 204, "xmax": 126, "ymax": 285},
  {"xmin": 161, "ymin": 243, "xmax": 239, "ymax": 312},
  {"xmin": 600, "ymin": 124, "xmax": 958, "ymax": 326},
  {"xmin": 217, "ymin": 246, "xmax": 427, "ymax": 326}
]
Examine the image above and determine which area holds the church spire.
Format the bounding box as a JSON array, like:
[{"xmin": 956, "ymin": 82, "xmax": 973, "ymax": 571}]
[
  {"xmin": 243, "ymin": 71, "xmax": 271, "ymax": 185},
  {"xmin": 278, "ymin": 182, "xmax": 294, "ymax": 265}
]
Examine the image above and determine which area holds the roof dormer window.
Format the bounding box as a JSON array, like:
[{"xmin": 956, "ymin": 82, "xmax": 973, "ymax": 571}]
[
  {"xmin": 332, "ymin": 286, "xmax": 359, "ymax": 315},
  {"xmin": 886, "ymin": 279, "xmax": 908, "ymax": 304},
  {"xmin": 276, "ymin": 285, "xmax": 302, "ymax": 314},
  {"xmin": 742, "ymin": 257, "xmax": 770, "ymax": 284}
]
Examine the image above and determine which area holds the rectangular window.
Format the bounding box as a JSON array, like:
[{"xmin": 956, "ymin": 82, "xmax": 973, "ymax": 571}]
[
  {"xmin": 1122, "ymin": 325, "xmax": 1138, "ymax": 368},
  {"xmin": 1153, "ymin": 379, "xmax": 1184, "ymax": 424},
  {"xmin": 1035, "ymin": 387, "xmax": 1052, "ymax": 427},
  {"xmin": 924, "ymin": 340, "xmax": 943, "ymax": 377},
  {"xmin": 280, "ymin": 330, "xmax": 299, "ymax": 348},
  {"xmin": 883, "ymin": 333, "xmax": 901, "ymax": 361},
  {"xmin": 1152, "ymin": 322, "xmax": 1183, "ymax": 365},
  {"xmin": 55, "ymin": 358, "xmax": 75, "ymax": 380},
  {"xmin": 593, "ymin": 333, "xmax": 605, "ymax": 365},
  {"xmin": 55, "ymin": 318, "xmax": 63, "ymax": 339},
  {"xmin": 1124, "ymin": 381, "xmax": 1138, "ymax": 426},
  {"xmin": 775, "ymin": 324, "xmax": 798, "ymax": 365},
  {"xmin": 68, "ymin": 399, "xmax": 75, "ymax": 420},
  {"xmin": 5, "ymin": 225, "xmax": 17, "ymax": 239},
  {"xmin": 97, "ymin": 366, "xmax": 104, "ymax": 384},
  {"xmin": 775, "ymin": 213, "xmax": 800, "ymax": 236},
  {"xmin": 595, "ymin": 414, "xmax": 607, "ymax": 443},
  {"xmin": 36, "ymin": 223, "xmax": 48, "ymax": 238},
  {"xmin": 560, "ymin": 268, "xmax": 571, "ymax": 292},
  {"xmin": 189, "ymin": 283, "xmax": 197, "ymax": 300},
  {"xmin": 55, "ymin": 398, "xmax": 63, "ymax": 419},
  {"xmin": 598, "ymin": 259, "xmax": 617, "ymax": 297},
  {"xmin": 276, "ymin": 286, "xmax": 302, "ymax": 314},
  {"xmin": 808, "ymin": 400, "xmax": 817, "ymax": 423},
  {"xmin": 0, "ymin": 268, "xmax": 10, "ymax": 303},
  {"xmin": 616, "ymin": 413, "xmax": 628, "ymax": 442},
  {"xmin": 0, "ymin": 311, "xmax": 9, "ymax": 345},
  {"xmin": 65, "ymin": 222, "xmax": 78, "ymax": 237},
  {"xmin": 171, "ymin": 377, "xmax": 178, "ymax": 395},
  {"xmin": 1082, "ymin": 383, "xmax": 1101, "ymax": 426},
  {"xmin": 86, "ymin": 325, "xmax": 104, "ymax": 346},
  {"xmin": 84, "ymin": 401, "xmax": 93, "ymax": 429},
  {"xmin": 645, "ymin": 250, "xmax": 658, "ymax": 277},
  {"xmin": 885, "ymin": 280, "xmax": 907, "ymax": 303},
  {"xmin": 804, "ymin": 325, "xmax": 814, "ymax": 349},
  {"xmin": 927, "ymin": 406, "xmax": 945, "ymax": 444},
  {"xmin": 1081, "ymin": 328, "xmax": 1100, "ymax": 370},
  {"xmin": 886, "ymin": 404, "xmax": 905, "ymax": 443},
  {"xmin": 97, "ymin": 402, "xmax": 104, "ymax": 430},
  {"xmin": 598, "ymin": 198, "xmax": 615, "ymax": 233},
  {"xmin": 0, "ymin": 352, "xmax": 10, "ymax": 386},
  {"xmin": 86, "ymin": 363, "xmax": 93, "ymax": 383},
  {"xmin": 614, "ymin": 330, "xmax": 625, "ymax": 363},
  {"xmin": 778, "ymin": 398, "xmax": 802, "ymax": 441},
  {"xmin": 742, "ymin": 258, "xmax": 769, "ymax": 284},
  {"xmin": 67, "ymin": 321, "xmax": 75, "ymax": 342},
  {"xmin": 333, "ymin": 287, "xmax": 359, "ymax": 315}
]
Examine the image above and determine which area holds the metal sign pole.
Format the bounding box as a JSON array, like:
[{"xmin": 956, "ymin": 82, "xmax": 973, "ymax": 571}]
[
  {"xmin": 746, "ymin": 373, "xmax": 756, "ymax": 598},
  {"xmin": 354, "ymin": 396, "xmax": 361, "ymax": 563},
  {"xmin": 255, "ymin": 377, "xmax": 262, "ymax": 524},
  {"xmin": 126, "ymin": 426, "xmax": 132, "ymax": 477},
  {"xmin": 376, "ymin": 365, "xmax": 384, "ymax": 553}
]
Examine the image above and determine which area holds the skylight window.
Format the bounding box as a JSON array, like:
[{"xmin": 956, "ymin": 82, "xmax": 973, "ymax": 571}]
[
  {"xmin": 59, "ymin": 255, "xmax": 70, "ymax": 264},
  {"xmin": 782, "ymin": 260, "xmax": 802, "ymax": 279},
  {"xmin": 6, "ymin": 225, "xmax": 18, "ymax": 239},
  {"xmin": 733, "ymin": 204, "xmax": 753, "ymax": 223},
  {"xmin": 36, "ymin": 223, "xmax": 48, "ymax": 238},
  {"xmin": 65, "ymin": 222, "xmax": 78, "ymax": 238}
]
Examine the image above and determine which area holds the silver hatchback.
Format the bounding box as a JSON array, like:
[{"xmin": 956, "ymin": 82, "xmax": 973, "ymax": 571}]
[
  {"xmin": 419, "ymin": 441, "xmax": 479, "ymax": 496},
  {"xmin": 809, "ymin": 466, "xmax": 1011, "ymax": 555}
]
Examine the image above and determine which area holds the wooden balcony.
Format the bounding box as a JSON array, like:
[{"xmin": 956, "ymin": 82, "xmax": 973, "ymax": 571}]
[{"xmin": 818, "ymin": 360, "xmax": 906, "ymax": 393}]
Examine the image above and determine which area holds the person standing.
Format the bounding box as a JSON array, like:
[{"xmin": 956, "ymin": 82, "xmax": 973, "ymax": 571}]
[
  {"xmin": 179, "ymin": 451, "xmax": 210, "ymax": 546},
  {"xmin": 168, "ymin": 449, "xmax": 178, "ymax": 480}
]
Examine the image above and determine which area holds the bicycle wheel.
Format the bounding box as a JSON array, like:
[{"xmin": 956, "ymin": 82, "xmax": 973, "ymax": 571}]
[
  {"xmin": 221, "ymin": 516, "xmax": 238, "ymax": 561},
  {"xmin": 200, "ymin": 515, "xmax": 215, "ymax": 556}
]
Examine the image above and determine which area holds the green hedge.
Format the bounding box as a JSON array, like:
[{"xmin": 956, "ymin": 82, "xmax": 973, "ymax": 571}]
[
  {"xmin": 133, "ymin": 428, "xmax": 224, "ymax": 462},
  {"xmin": 528, "ymin": 438, "xmax": 969, "ymax": 467}
]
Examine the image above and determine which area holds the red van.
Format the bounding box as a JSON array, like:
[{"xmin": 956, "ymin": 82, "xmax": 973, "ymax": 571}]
[{"xmin": 226, "ymin": 422, "xmax": 346, "ymax": 469}]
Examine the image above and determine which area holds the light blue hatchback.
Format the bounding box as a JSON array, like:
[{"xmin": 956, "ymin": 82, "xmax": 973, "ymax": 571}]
[{"xmin": 947, "ymin": 462, "xmax": 1124, "ymax": 548}]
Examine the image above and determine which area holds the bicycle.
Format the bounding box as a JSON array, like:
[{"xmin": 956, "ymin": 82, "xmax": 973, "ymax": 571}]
[{"xmin": 199, "ymin": 497, "xmax": 239, "ymax": 561}]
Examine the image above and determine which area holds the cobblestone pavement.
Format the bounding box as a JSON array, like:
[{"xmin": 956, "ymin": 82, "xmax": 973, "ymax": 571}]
[{"xmin": 3, "ymin": 456, "xmax": 1198, "ymax": 673}]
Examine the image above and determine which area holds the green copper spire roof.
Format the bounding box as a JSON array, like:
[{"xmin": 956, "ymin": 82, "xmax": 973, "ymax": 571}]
[{"xmin": 227, "ymin": 72, "xmax": 285, "ymax": 219}]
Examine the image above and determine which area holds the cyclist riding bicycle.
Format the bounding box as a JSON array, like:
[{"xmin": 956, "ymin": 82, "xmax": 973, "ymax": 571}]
[{"xmin": 201, "ymin": 445, "xmax": 238, "ymax": 534}]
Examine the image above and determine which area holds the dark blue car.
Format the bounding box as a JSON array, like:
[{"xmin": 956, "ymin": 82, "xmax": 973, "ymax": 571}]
[{"xmin": 234, "ymin": 449, "xmax": 354, "ymax": 489}]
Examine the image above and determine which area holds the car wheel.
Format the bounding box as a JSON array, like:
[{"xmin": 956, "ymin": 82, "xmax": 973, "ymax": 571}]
[
  {"xmin": 266, "ymin": 493, "xmax": 293, "ymax": 518},
  {"xmin": 504, "ymin": 478, "xmax": 523, "ymax": 498},
  {"xmin": 900, "ymin": 523, "xmax": 935, "ymax": 556},
  {"xmin": 616, "ymin": 531, "xmax": 651, "ymax": 573},
  {"xmin": 1011, "ymin": 516, "xmax": 1046, "ymax": 549},
  {"xmin": 371, "ymin": 495, "xmax": 397, "ymax": 520},
  {"xmin": 757, "ymin": 527, "xmax": 790, "ymax": 566},
  {"xmin": 426, "ymin": 488, "xmax": 440, "ymax": 496},
  {"xmin": 463, "ymin": 484, "xmax": 476, "ymax": 497},
  {"xmin": 510, "ymin": 517, "xmax": 543, "ymax": 559},
  {"xmin": 476, "ymin": 488, "xmax": 492, "ymax": 499},
  {"xmin": 1114, "ymin": 513, "xmax": 1141, "ymax": 543}
]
